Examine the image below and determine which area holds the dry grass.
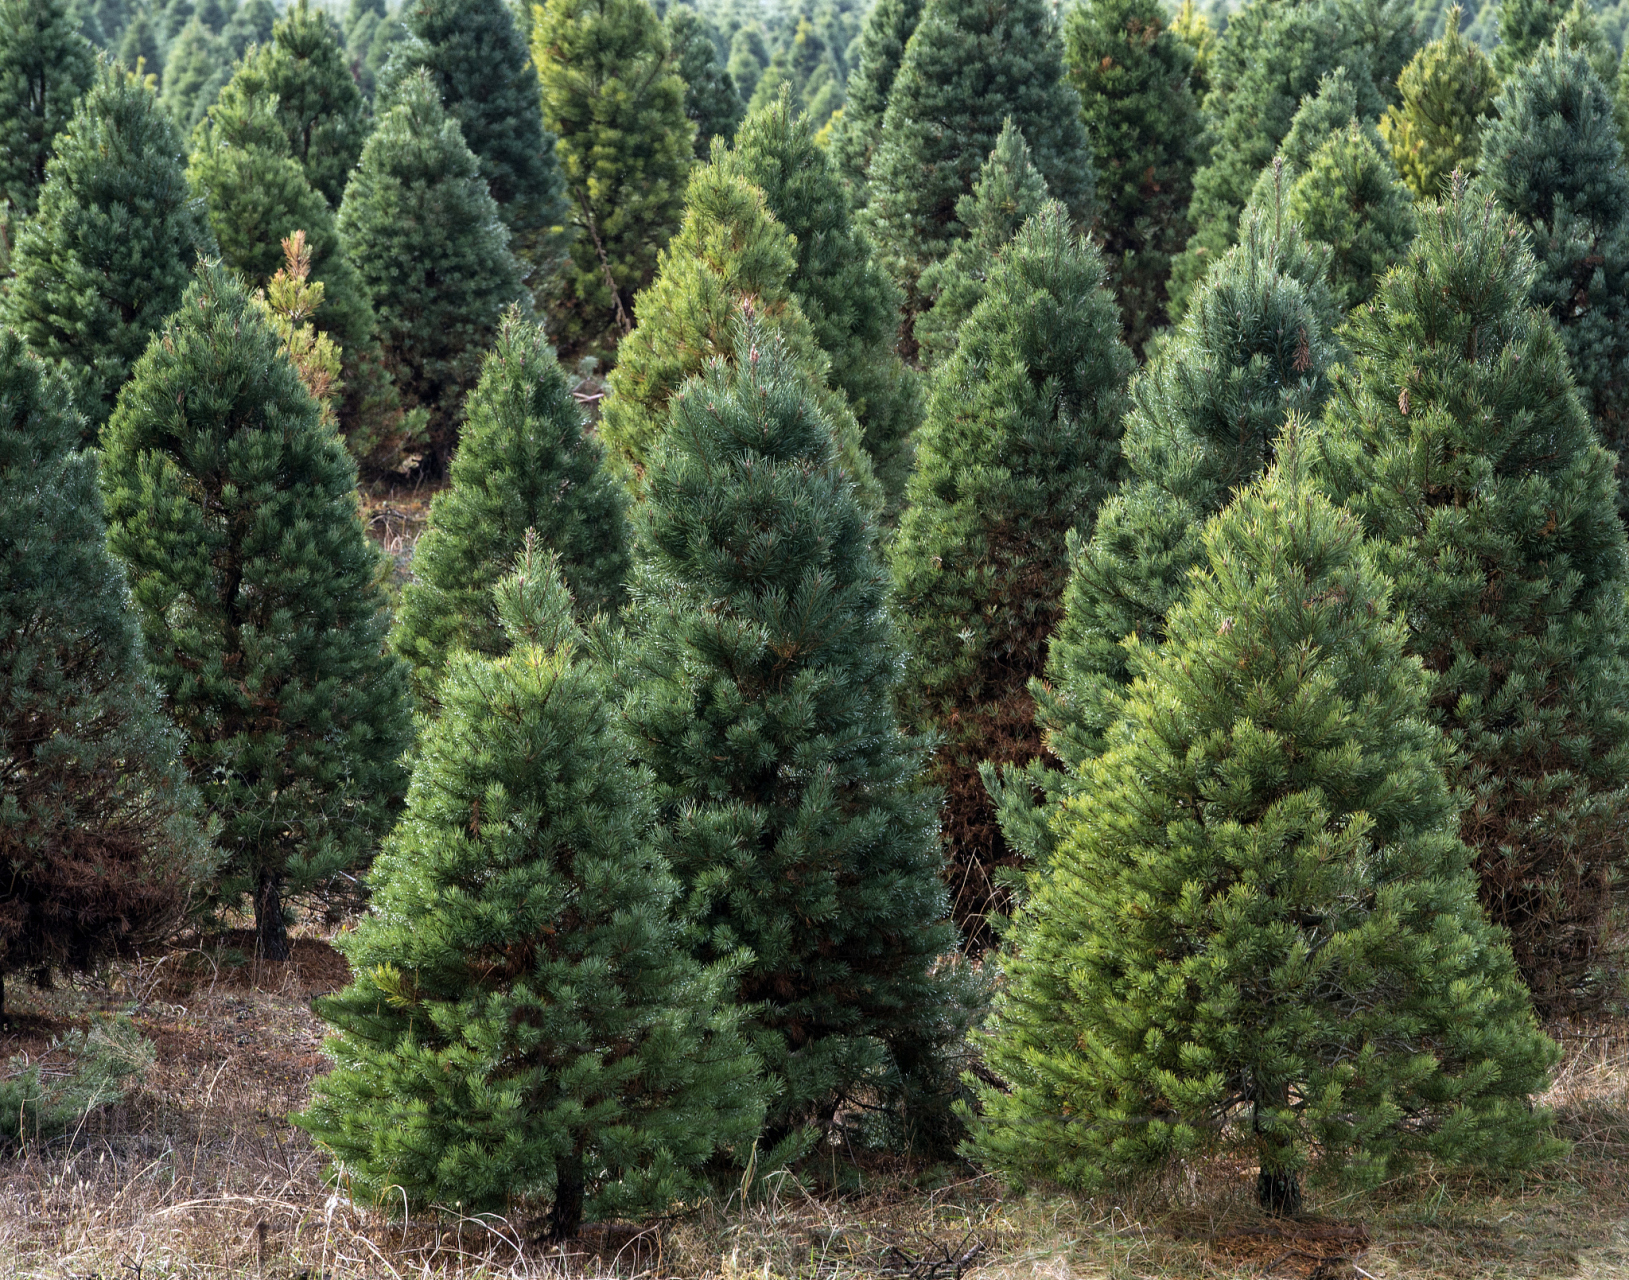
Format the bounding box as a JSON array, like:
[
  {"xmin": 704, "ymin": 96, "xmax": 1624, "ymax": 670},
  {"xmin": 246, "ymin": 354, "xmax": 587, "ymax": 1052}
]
[{"xmin": 2, "ymin": 928, "xmax": 1626, "ymax": 1280}]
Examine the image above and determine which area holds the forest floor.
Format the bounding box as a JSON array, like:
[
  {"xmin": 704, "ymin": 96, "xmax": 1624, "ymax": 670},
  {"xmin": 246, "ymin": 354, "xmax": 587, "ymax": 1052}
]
[{"xmin": 1, "ymin": 921, "xmax": 1626, "ymax": 1280}]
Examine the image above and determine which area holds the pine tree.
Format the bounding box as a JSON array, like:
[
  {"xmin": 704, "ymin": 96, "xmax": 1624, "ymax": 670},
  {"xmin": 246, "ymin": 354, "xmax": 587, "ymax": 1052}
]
[
  {"xmin": 862, "ymin": 0, "xmax": 1095, "ymax": 311},
  {"xmin": 100, "ymin": 265, "xmax": 413, "ymax": 961},
  {"xmin": 1, "ymin": 65, "xmax": 210, "ymax": 436},
  {"xmin": 296, "ymin": 542, "xmax": 762, "ymax": 1240},
  {"xmin": 827, "ymin": 0, "xmax": 922, "ymax": 192},
  {"xmin": 158, "ymin": 16, "xmax": 226, "ymax": 129},
  {"xmin": 747, "ymin": 16, "xmax": 842, "ymax": 127},
  {"xmin": 668, "ymin": 5, "xmax": 743, "ymax": 158},
  {"xmin": 970, "ymin": 454, "xmax": 1564, "ymax": 1210},
  {"xmin": 533, "ymin": 0, "xmax": 694, "ymax": 354},
  {"xmin": 381, "ymin": 0, "xmax": 569, "ymax": 268},
  {"xmin": 1169, "ymin": 0, "xmax": 1214, "ymax": 97},
  {"xmin": 1063, "ymin": 0, "xmax": 1200, "ymax": 354},
  {"xmin": 598, "ymin": 157, "xmax": 881, "ymax": 509},
  {"xmin": 725, "ymin": 23, "xmax": 768, "ymax": 106},
  {"xmin": 1317, "ymin": 181, "xmax": 1629, "ymax": 1012},
  {"xmin": 394, "ymin": 312, "xmax": 629, "ymax": 704},
  {"xmin": 221, "ymin": 0, "xmax": 275, "ymax": 56},
  {"xmin": 114, "ymin": 6, "xmax": 162, "ymax": 80},
  {"xmin": 890, "ymin": 204, "xmax": 1133, "ymax": 946},
  {"xmin": 1478, "ymin": 35, "xmax": 1629, "ymax": 509},
  {"xmin": 337, "ymin": 70, "xmax": 525, "ymax": 469},
  {"xmin": 0, "ymin": 330, "xmax": 211, "ymax": 1026},
  {"xmin": 1617, "ymin": 45, "xmax": 1629, "ymax": 158},
  {"xmin": 1379, "ymin": 9, "xmax": 1497, "ymax": 201},
  {"xmin": 914, "ymin": 120, "xmax": 1051, "ymax": 367},
  {"xmin": 188, "ymin": 89, "xmax": 374, "ymax": 351},
  {"xmin": 722, "ymin": 92, "xmax": 919, "ymax": 505},
  {"xmin": 221, "ymin": 0, "xmax": 368, "ymax": 207},
  {"xmin": 0, "ymin": 0, "xmax": 97, "ymax": 218},
  {"xmin": 616, "ymin": 316, "xmax": 961, "ymax": 1136},
  {"xmin": 1494, "ymin": 0, "xmax": 1568, "ymax": 77}
]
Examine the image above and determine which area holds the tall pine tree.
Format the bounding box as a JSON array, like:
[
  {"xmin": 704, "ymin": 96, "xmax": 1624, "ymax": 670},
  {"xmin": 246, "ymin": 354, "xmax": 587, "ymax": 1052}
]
[
  {"xmin": 158, "ymin": 16, "xmax": 227, "ymax": 130},
  {"xmin": 826, "ymin": 0, "xmax": 921, "ymax": 193},
  {"xmin": 0, "ymin": 0, "xmax": 97, "ymax": 218},
  {"xmin": 1379, "ymin": 9, "xmax": 1497, "ymax": 201},
  {"xmin": 668, "ymin": 5, "xmax": 743, "ymax": 158},
  {"xmin": 1494, "ymin": 0, "xmax": 1568, "ymax": 77},
  {"xmin": 100, "ymin": 266, "xmax": 413, "ymax": 961}
]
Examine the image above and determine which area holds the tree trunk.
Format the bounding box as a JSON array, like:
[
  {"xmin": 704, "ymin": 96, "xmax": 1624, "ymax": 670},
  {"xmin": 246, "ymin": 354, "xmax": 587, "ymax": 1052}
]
[
  {"xmin": 1255, "ymin": 1167, "xmax": 1303, "ymax": 1216},
  {"xmin": 253, "ymin": 870, "xmax": 291, "ymax": 961},
  {"xmin": 548, "ymin": 1147, "xmax": 586, "ymax": 1241},
  {"xmin": 1253, "ymin": 1076, "xmax": 1302, "ymax": 1215}
]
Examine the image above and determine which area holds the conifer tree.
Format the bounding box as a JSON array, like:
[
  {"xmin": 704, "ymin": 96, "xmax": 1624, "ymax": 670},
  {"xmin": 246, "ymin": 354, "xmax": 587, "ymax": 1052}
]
[
  {"xmin": 1, "ymin": 65, "xmax": 210, "ymax": 436},
  {"xmin": 337, "ymin": 69, "xmax": 525, "ymax": 469},
  {"xmin": 1169, "ymin": 0, "xmax": 1214, "ymax": 97},
  {"xmin": 726, "ymin": 23, "xmax": 768, "ymax": 105},
  {"xmin": 668, "ymin": 5, "xmax": 743, "ymax": 157},
  {"xmin": 1317, "ymin": 182, "xmax": 1629, "ymax": 1012},
  {"xmin": 394, "ymin": 312, "xmax": 628, "ymax": 704},
  {"xmin": 1617, "ymin": 45, "xmax": 1629, "ymax": 158},
  {"xmin": 890, "ymin": 204, "xmax": 1133, "ymax": 945},
  {"xmin": 722, "ymin": 92, "xmax": 919, "ymax": 504},
  {"xmin": 1063, "ymin": 0, "xmax": 1200, "ymax": 354},
  {"xmin": 114, "ymin": 7, "xmax": 162, "ymax": 80},
  {"xmin": 971, "ymin": 455, "xmax": 1563, "ymax": 1210},
  {"xmin": 221, "ymin": 0, "xmax": 368, "ymax": 206},
  {"xmin": 862, "ymin": 0, "xmax": 1095, "ymax": 309},
  {"xmin": 222, "ymin": 0, "xmax": 275, "ymax": 56},
  {"xmin": 827, "ymin": 0, "xmax": 922, "ymax": 192},
  {"xmin": 1379, "ymin": 10, "xmax": 1497, "ymax": 201},
  {"xmin": 532, "ymin": 0, "xmax": 694, "ymax": 353},
  {"xmin": 746, "ymin": 17, "xmax": 842, "ymax": 126},
  {"xmin": 297, "ymin": 542, "xmax": 762, "ymax": 1240},
  {"xmin": 0, "ymin": 0, "xmax": 97, "ymax": 217},
  {"xmin": 915, "ymin": 120, "xmax": 1050, "ymax": 367},
  {"xmin": 1494, "ymin": 0, "xmax": 1568, "ymax": 77},
  {"xmin": 158, "ymin": 16, "xmax": 226, "ymax": 129},
  {"xmin": 598, "ymin": 158, "xmax": 881, "ymax": 508},
  {"xmin": 381, "ymin": 0, "xmax": 569, "ymax": 267},
  {"xmin": 100, "ymin": 266, "xmax": 413, "ymax": 961},
  {"xmin": 616, "ymin": 316, "xmax": 961, "ymax": 1135},
  {"xmin": 0, "ymin": 331, "xmax": 211, "ymax": 1026},
  {"xmin": 1478, "ymin": 35, "xmax": 1629, "ymax": 502}
]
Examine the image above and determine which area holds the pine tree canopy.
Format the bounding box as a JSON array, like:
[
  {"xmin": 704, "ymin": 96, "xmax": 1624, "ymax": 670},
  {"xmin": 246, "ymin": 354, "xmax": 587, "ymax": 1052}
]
[
  {"xmin": 393, "ymin": 311, "xmax": 629, "ymax": 705},
  {"xmin": 1379, "ymin": 8, "xmax": 1497, "ymax": 201},
  {"xmin": 827, "ymin": 0, "xmax": 923, "ymax": 192},
  {"xmin": 0, "ymin": 0, "xmax": 97, "ymax": 217},
  {"xmin": 970, "ymin": 453, "xmax": 1564, "ymax": 1208},
  {"xmin": 1495, "ymin": 0, "xmax": 1569, "ymax": 78},
  {"xmin": 0, "ymin": 329, "xmax": 211, "ymax": 1020},
  {"xmin": 890, "ymin": 202, "xmax": 1133, "ymax": 945},
  {"xmin": 157, "ymin": 16, "xmax": 227, "ymax": 131},
  {"xmin": 297, "ymin": 541, "xmax": 763, "ymax": 1241},
  {"xmin": 668, "ymin": 5, "xmax": 744, "ymax": 158},
  {"xmin": 99, "ymin": 265, "xmax": 413, "ymax": 961},
  {"xmin": 1, "ymin": 64, "xmax": 210, "ymax": 437},
  {"xmin": 615, "ymin": 315, "xmax": 963, "ymax": 1136},
  {"xmin": 1316, "ymin": 181, "xmax": 1629, "ymax": 1014}
]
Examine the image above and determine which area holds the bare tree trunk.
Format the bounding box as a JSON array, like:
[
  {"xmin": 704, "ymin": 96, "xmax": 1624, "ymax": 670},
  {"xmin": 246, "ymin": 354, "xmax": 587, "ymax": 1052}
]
[
  {"xmin": 253, "ymin": 869, "xmax": 291, "ymax": 962},
  {"xmin": 547, "ymin": 1147, "xmax": 586, "ymax": 1241}
]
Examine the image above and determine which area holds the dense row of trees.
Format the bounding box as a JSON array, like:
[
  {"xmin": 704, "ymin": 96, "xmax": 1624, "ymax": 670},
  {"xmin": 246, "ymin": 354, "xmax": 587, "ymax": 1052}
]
[{"xmin": 7, "ymin": 0, "xmax": 1629, "ymax": 1234}]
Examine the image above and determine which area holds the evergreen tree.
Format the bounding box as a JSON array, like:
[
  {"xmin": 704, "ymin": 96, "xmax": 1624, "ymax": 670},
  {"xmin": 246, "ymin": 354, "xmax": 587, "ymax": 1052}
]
[
  {"xmin": 598, "ymin": 157, "xmax": 881, "ymax": 509},
  {"xmin": 1478, "ymin": 35, "xmax": 1629, "ymax": 508},
  {"xmin": 0, "ymin": 0, "xmax": 97, "ymax": 218},
  {"xmin": 100, "ymin": 266, "xmax": 413, "ymax": 961},
  {"xmin": 828, "ymin": 0, "xmax": 922, "ymax": 192},
  {"xmin": 158, "ymin": 16, "xmax": 226, "ymax": 129},
  {"xmin": 1317, "ymin": 181, "xmax": 1629, "ymax": 1012},
  {"xmin": 114, "ymin": 6, "xmax": 162, "ymax": 80},
  {"xmin": 668, "ymin": 5, "xmax": 743, "ymax": 157},
  {"xmin": 221, "ymin": 0, "xmax": 275, "ymax": 56},
  {"xmin": 1617, "ymin": 45, "xmax": 1629, "ymax": 159},
  {"xmin": 222, "ymin": 0, "xmax": 368, "ymax": 207},
  {"xmin": 297, "ymin": 542, "xmax": 762, "ymax": 1240},
  {"xmin": 394, "ymin": 312, "xmax": 629, "ymax": 704},
  {"xmin": 862, "ymin": 0, "xmax": 1095, "ymax": 311},
  {"xmin": 1, "ymin": 65, "xmax": 209, "ymax": 436},
  {"xmin": 1169, "ymin": 0, "xmax": 1214, "ymax": 98},
  {"xmin": 971, "ymin": 455, "xmax": 1563, "ymax": 1210},
  {"xmin": 722, "ymin": 92, "xmax": 919, "ymax": 505},
  {"xmin": 1494, "ymin": 0, "xmax": 1568, "ymax": 77},
  {"xmin": 1379, "ymin": 9, "xmax": 1497, "ymax": 201},
  {"xmin": 381, "ymin": 0, "xmax": 570, "ymax": 269},
  {"xmin": 616, "ymin": 316, "xmax": 961, "ymax": 1135},
  {"xmin": 337, "ymin": 70, "xmax": 525, "ymax": 469},
  {"xmin": 1548, "ymin": 0, "xmax": 1616, "ymax": 82},
  {"xmin": 533, "ymin": 0, "xmax": 694, "ymax": 354},
  {"xmin": 0, "ymin": 330, "xmax": 211, "ymax": 1026},
  {"xmin": 890, "ymin": 204, "xmax": 1133, "ymax": 946},
  {"xmin": 747, "ymin": 16, "xmax": 843, "ymax": 128},
  {"xmin": 1063, "ymin": 0, "xmax": 1200, "ymax": 354},
  {"xmin": 915, "ymin": 120, "xmax": 1051, "ymax": 367},
  {"xmin": 725, "ymin": 22, "xmax": 768, "ymax": 105}
]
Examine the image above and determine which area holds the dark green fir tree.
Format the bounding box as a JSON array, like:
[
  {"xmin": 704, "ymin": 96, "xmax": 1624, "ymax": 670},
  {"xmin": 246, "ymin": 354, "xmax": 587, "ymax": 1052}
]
[
  {"xmin": 0, "ymin": 330, "xmax": 211, "ymax": 1026},
  {"xmin": 0, "ymin": 0, "xmax": 96, "ymax": 218},
  {"xmin": 722, "ymin": 91, "xmax": 919, "ymax": 505},
  {"xmin": 114, "ymin": 6, "xmax": 162, "ymax": 81},
  {"xmin": 1317, "ymin": 180, "xmax": 1629, "ymax": 1012},
  {"xmin": 337, "ymin": 69, "xmax": 525, "ymax": 469},
  {"xmin": 890, "ymin": 203, "xmax": 1133, "ymax": 946},
  {"xmin": 1, "ymin": 65, "xmax": 210, "ymax": 436},
  {"xmin": 157, "ymin": 15, "xmax": 227, "ymax": 130},
  {"xmin": 1379, "ymin": 8, "xmax": 1497, "ymax": 201},
  {"xmin": 222, "ymin": 0, "xmax": 276, "ymax": 56},
  {"xmin": 100, "ymin": 266, "xmax": 413, "ymax": 961},
  {"xmin": 1494, "ymin": 0, "xmax": 1568, "ymax": 78},
  {"xmin": 297, "ymin": 541, "xmax": 763, "ymax": 1241},
  {"xmin": 1063, "ymin": 0, "xmax": 1200, "ymax": 354},
  {"xmin": 970, "ymin": 454, "xmax": 1564, "ymax": 1211},
  {"xmin": 827, "ymin": 0, "xmax": 922, "ymax": 193},
  {"xmin": 533, "ymin": 0, "xmax": 694, "ymax": 354},
  {"xmin": 393, "ymin": 311, "xmax": 629, "ymax": 704},
  {"xmin": 862, "ymin": 0, "xmax": 1095, "ymax": 315},
  {"xmin": 616, "ymin": 315, "xmax": 963, "ymax": 1138},
  {"xmin": 668, "ymin": 4, "xmax": 743, "ymax": 157}
]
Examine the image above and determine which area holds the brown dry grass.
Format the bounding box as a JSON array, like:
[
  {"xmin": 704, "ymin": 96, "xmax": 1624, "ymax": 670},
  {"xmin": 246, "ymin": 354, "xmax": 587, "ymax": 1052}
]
[{"xmin": 2, "ymin": 926, "xmax": 1626, "ymax": 1280}]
